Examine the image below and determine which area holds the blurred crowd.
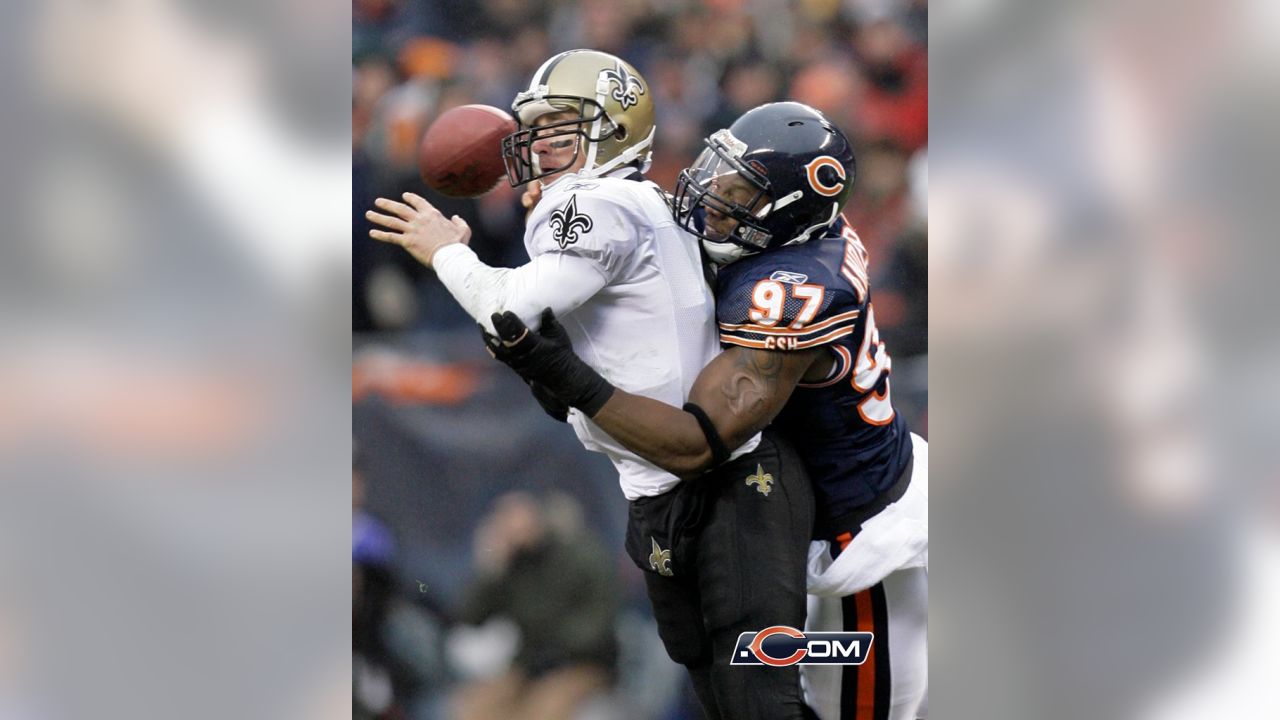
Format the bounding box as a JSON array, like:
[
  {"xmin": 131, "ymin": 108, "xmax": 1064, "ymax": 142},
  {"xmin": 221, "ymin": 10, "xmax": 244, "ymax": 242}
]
[{"xmin": 355, "ymin": 461, "xmax": 648, "ymax": 720}]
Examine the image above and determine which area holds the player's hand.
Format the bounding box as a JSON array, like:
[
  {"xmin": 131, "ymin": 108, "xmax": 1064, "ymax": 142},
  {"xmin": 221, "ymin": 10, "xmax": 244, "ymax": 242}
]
[
  {"xmin": 488, "ymin": 308, "xmax": 573, "ymax": 379},
  {"xmin": 492, "ymin": 307, "xmax": 571, "ymax": 354},
  {"xmin": 480, "ymin": 323, "xmax": 570, "ymax": 423},
  {"xmin": 486, "ymin": 308, "xmax": 615, "ymax": 417},
  {"xmin": 366, "ymin": 192, "xmax": 471, "ymax": 268},
  {"xmin": 520, "ymin": 182, "xmax": 543, "ymax": 220}
]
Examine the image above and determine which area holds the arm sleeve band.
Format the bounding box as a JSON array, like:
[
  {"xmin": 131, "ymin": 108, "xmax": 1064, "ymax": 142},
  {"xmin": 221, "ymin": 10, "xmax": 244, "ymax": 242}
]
[
  {"xmin": 433, "ymin": 244, "xmax": 609, "ymax": 334},
  {"xmin": 682, "ymin": 402, "xmax": 731, "ymax": 468}
]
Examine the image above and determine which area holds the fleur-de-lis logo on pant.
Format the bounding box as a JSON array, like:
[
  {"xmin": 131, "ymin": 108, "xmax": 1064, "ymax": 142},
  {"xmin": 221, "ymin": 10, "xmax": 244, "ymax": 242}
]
[
  {"xmin": 601, "ymin": 61, "xmax": 646, "ymax": 110},
  {"xmin": 649, "ymin": 537, "xmax": 673, "ymax": 577},
  {"xmin": 549, "ymin": 194, "xmax": 593, "ymax": 249},
  {"xmin": 746, "ymin": 464, "xmax": 774, "ymax": 496}
]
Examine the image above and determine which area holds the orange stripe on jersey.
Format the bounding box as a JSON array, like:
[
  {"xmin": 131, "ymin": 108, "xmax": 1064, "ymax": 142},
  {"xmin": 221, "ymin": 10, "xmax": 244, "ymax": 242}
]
[
  {"xmin": 720, "ymin": 336, "xmax": 778, "ymax": 350},
  {"xmin": 793, "ymin": 327, "xmax": 856, "ymax": 348},
  {"xmin": 719, "ymin": 310, "xmax": 860, "ymax": 336},
  {"xmin": 841, "ymin": 265, "xmax": 865, "ymax": 291},
  {"xmin": 719, "ymin": 326, "xmax": 855, "ymax": 351}
]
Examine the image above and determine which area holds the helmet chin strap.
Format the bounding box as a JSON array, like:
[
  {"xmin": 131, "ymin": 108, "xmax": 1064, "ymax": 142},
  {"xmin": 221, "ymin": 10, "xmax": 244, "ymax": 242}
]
[
  {"xmin": 701, "ymin": 238, "xmax": 758, "ymax": 266},
  {"xmin": 579, "ymin": 126, "xmax": 655, "ymax": 179},
  {"xmin": 580, "ymin": 74, "xmax": 613, "ymax": 176},
  {"xmin": 759, "ymin": 190, "xmax": 803, "ymax": 217},
  {"xmin": 582, "ymin": 114, "xmax": 603, "ymax": 174},
  {"xmin": 782, "ymin": 203, "xmax": 839, "ymax": 247}
]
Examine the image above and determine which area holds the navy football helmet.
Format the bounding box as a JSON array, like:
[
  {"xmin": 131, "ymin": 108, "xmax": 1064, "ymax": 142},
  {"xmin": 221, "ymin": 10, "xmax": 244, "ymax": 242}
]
[{"xmin": 674, "ymin": 102, "xmax": 856, "ymax": 264}]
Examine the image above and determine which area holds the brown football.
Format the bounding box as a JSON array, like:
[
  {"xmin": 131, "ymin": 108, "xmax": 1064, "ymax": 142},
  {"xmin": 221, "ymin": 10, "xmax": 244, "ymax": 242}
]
[{"xmin": 418, "ymin": 104, "xmax": 518, "ymax": 198}]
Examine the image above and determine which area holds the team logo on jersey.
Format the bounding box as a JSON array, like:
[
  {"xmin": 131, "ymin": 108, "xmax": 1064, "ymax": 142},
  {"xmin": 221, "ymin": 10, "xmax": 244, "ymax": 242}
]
[
  {"xmin": 602, "ymin": 61, "xmax": 646, "ymax": 110},
  {"xmin": 769, "ymin": 270, "xmax": 809, "ymax": 285},
  {"xmin": 549, "ymin": 194, "xmax": 593, "ymax": 249},
  {"xmin": 805, "ymin": 155, "xmax": 847, "ymax": 197},
  {"xmin": 649, "ymin": 537, "xmax": 673, "ymax": 576},
  {"xmin": 745, "ymin": 464, "xmax": 774, "ymax": 496},
  {"xmin": 731, "ymin": 626, "xmax": 873, "ymax": 666}
]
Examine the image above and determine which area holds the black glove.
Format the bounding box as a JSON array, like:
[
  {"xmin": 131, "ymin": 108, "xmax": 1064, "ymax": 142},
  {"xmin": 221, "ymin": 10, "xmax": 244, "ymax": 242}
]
[
  {"xmin": 480, "ymin": 323, "xmax": 570, "ymax": 422},
  {"xmin": 486, "ymin": 308, "xmax": 615, "ymax": 417},
  {"xmin": 527, "ymin": 380, "xmax": 570, "ymax": 422}
]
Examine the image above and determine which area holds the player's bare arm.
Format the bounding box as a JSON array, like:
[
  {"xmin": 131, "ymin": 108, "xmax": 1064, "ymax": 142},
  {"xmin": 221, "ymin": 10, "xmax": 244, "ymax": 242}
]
[
  {"xmin": 488, "ymin": 309, "xmax": 831, "ymax": 479},
  {"xmin": 366, "ymin": 191, "xmax": 471, "ymax": 268},
  {"xmin": 718, "ymin": 347, "xmax": 788, "ymax": 419},
  {"xmin": 591, "ymin": 346, "xmax": 827, "ymax": 478}
]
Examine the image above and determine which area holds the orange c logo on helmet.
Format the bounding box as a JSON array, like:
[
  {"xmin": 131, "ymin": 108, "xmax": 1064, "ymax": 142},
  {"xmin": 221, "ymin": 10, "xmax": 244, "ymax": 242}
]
[
  {"xmin": 805, "ymin": 156, "xmax": 847, "ymax": 197},
  {"xmin": 748, "ymin": 626, "xmax": 807, "ymax": 667}
]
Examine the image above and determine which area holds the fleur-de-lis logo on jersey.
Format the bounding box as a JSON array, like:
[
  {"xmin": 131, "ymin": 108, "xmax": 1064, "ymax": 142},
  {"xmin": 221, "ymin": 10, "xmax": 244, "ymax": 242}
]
[
  {"xmin": 649, "ymin": 537, "xmax": 673, "ymax": 576},
  {"xmin": 602, "ymin": 61, "xmax": 646, "ymax": 110},
  {"xmin": 549, "ymin": 194, "xmax": 593, "ymax": 249},
  {"xmin": 745, "ymin": 464, "xmax": 774, "ymax": 496}
]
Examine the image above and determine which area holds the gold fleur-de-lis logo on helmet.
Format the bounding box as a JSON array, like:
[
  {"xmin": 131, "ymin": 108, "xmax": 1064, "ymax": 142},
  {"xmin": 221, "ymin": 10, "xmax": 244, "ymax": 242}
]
[
  {"xmin": 746, "ymin": 464, "xmax": 774, "ymax": 496},
  {"xmin": 602, "ymin": 61, "xmax": 646, "ymax": 111},
  {"xmin": 548, "ymin": 194, "xmax": 593, "ymax": 249},
  {"xmin": 649, "ymin": 537, "xmax": 673, "ymax": 576}
]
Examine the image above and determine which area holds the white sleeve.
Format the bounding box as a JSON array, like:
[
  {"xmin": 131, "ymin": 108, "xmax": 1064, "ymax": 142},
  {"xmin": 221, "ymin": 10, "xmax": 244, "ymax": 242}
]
[
  {"xmin": 432, "ymin": 244, "xmax": 609, "ymax": 334},
  {"xmin": 528, "ymin": 189, "xmax": 640, "ymax": 281}
]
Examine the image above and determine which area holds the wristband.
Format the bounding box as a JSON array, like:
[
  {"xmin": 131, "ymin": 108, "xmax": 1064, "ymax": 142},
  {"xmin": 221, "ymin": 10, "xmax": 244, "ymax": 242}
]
[
  {"xmin": 574, "ymin": 373, "xmax": 615, "ymax": 417},
  {"xmin": 682, "ymin": 402, "xmax": 730, "ymax": 467}
]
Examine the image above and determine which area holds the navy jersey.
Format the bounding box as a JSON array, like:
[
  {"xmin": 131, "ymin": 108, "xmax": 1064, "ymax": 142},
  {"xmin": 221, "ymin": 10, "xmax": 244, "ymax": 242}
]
[{"xmin": 714, "ymin": 217, "xmax": 913, "ymax": 538}]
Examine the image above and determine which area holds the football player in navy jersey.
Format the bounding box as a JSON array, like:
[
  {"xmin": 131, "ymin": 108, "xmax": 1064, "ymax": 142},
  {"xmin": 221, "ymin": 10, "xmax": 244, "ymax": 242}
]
[{"xmin": 491, "ymin": 102, "xmax": 927, "ymax": 720}]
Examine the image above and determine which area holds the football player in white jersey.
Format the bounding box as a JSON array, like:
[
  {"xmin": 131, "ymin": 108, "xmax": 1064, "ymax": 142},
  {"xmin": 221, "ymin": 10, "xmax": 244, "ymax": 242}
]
[{"xmin": 367, "ymin": 50, "xmax": 819, "ymax": 719}]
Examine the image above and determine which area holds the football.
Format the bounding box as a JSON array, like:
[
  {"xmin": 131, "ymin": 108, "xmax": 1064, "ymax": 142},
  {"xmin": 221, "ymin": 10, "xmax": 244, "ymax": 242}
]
[{"xmin": 418, "ymin": 104, "xmax": 518, "ymax": 198}]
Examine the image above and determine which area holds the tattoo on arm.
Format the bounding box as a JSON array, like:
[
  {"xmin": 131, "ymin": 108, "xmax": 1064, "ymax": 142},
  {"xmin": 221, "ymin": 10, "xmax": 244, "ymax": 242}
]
[{"xmin": 721, "ymin": 350, "xmax": 784, "ymax": 419}]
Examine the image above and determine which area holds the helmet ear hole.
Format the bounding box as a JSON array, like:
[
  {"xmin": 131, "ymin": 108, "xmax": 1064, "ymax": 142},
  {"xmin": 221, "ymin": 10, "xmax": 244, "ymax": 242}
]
[{"xmin": 614, "ymin": 125, "xmax": 628, "ymax": 140}]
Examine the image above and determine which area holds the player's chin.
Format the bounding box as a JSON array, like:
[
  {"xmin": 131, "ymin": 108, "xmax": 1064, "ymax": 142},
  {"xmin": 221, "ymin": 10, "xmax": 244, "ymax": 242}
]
[
  {"xmin": 544, "ymin": 157, "xmax": 585, "ymax": 181},
  {"xmin": 543, "ymin": 170, "xmax": 577, "ymax": 186}
]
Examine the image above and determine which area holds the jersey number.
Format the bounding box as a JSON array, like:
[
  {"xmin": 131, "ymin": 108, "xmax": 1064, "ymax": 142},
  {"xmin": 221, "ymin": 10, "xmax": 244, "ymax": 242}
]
[
  {"xmin": 749, "ymin": 280, "xmax": 825, "ymax": 328},
  {"xmin": 852, "ymin": 305, "xmax": 895, "ymax": 425}
]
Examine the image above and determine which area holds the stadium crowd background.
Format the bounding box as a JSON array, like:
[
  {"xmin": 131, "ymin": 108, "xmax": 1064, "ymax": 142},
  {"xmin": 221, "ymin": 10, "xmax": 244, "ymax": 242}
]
[{"xmin": 352, "ymin": 1, "xmax": 927, "ymax": 718}]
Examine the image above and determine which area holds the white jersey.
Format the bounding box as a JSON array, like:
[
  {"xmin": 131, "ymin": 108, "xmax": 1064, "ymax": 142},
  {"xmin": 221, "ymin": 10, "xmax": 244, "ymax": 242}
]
[
  {"xmin": 433, "ymin": 167, "xmax": 760, "ymax": 499},
  {"xmin": 526, "ymin": 171, "xmax": 741, "ymax": 499}
]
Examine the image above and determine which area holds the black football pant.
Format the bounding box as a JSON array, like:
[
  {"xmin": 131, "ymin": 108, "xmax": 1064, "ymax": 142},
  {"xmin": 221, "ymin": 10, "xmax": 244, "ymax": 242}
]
[{"xmin": 629, "ymin": 430, "xmax": 817, "ymax": 720}]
